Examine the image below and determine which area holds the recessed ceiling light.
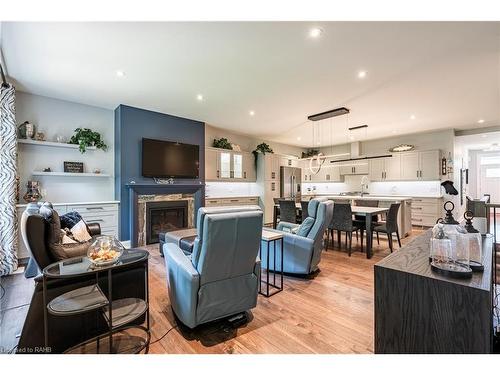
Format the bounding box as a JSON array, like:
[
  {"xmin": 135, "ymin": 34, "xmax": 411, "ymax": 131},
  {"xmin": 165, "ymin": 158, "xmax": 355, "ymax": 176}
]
[
  {"xmin": 316, "ymin": 141, "xmax": 321, "ymax": 145},
  {"xmin": 478, "ymin": 119, "xmax": 485, "ymax": 124},
  {"xmin": 410, "ymin": 115, "xmax": 416, "ymax": 120},
  {"xmin": 115, "ymin": 70, "xmax": 125, "ymax": 78},
  {"xmin": 481, "ymin": 134, "xmax": 487, "ymax": 138},
  {"xmin": 196, "ymin": 94, "xmax": 204, "ymax": 101},
  {"xmin": 309, "ymin": 27, "xmax": 323, "ymax": 38},
  {"xmin": 297, "ymin": 136, "xmax": 302, "ymax": 141},
  {"xmin": 249, "ymin": 110, "xmax": 255, "ymax": 116},
  {"xmin": 357, "ymin": 70, "xmax": 367, "ymax": 79}
]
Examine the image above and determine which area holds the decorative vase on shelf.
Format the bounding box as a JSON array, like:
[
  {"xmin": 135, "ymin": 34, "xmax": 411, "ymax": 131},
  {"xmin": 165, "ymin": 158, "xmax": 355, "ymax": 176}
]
[{"xmin": 23, "ymin": 180, "xmax": 42, "ymax": 203}]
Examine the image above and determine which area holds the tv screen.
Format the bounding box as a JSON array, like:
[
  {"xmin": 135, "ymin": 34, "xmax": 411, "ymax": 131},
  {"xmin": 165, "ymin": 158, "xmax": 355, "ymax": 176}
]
[{"xmin": 142, "ymin": 138, "xmax": 199, "ymax": 179}]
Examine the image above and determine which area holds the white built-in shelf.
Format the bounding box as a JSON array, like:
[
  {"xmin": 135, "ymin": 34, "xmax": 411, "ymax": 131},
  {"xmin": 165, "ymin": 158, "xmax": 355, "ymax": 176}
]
[
  {"xmin": 32, "ymin": 171, "xmax": 111, "ymax": 178},
  {"xmin": 18, "ymin": 139, "xmax": 97, "ymax": 150}
]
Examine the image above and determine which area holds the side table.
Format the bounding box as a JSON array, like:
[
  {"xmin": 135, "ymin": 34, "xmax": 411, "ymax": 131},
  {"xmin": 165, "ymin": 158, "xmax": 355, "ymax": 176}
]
[
  {"xmin": 42, "ymin": 249, "xmax": 150, "ymax": 354},
  {"xmin": 260, "ymin": 229, "xmax": 284, "ymax": 297}
]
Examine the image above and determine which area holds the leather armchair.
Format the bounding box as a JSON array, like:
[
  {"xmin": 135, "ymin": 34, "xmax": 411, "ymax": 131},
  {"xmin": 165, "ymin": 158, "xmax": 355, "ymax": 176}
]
[
  {"xmin": 262, "ymin": 199, "xmax": 333, "ymax": 275},
  {"xmin": 17, "ymin": 206, "xmax": 146, "ymax": 353},
  {"xmin": 163, "ymin": 206, "xmax": 263, "ymax": 328}
]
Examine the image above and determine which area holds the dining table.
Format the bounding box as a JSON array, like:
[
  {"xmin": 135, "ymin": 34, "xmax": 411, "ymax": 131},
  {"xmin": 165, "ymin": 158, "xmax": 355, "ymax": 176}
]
[{"xmin": 273, "ymin": 202, "xmax": 389, "ymax": 259}]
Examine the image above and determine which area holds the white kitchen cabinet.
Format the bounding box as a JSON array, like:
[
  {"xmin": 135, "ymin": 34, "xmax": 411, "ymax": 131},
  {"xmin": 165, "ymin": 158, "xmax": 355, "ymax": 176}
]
[
  {"xmin": 419, "ymin": 150, "xmax": 440, "ymax": 180},
  {"xmin": 411, "ymin": 197, "xmax": 443, "ymax": 227},
  {"xmin": 205, "ymin": 147, "xmax": 256, "ymax": 182},
  {"xmin": 280, "ymin": 156, "xmax": 299, "ymax": 168},
  {"xmin": 261, "ymin": 153, "xmax": 280, "ymax": 181},
  {"xmin": 369, "ymin": 155, "xmax": 401, "ymax": 181},
  {"xmin": 205, "ymin": 148, "xmax": 219, "ymax": 180},
  {"xmin": 340, "ymin": 161, "xmax": 369, "ymax": 175},
  {"xmin": 242, "ymin": 153, "xmax": 256, "ymax": 181},
  {"xmin": 400, "ymin": 150, "xmax": 440, "ymax": 181}
]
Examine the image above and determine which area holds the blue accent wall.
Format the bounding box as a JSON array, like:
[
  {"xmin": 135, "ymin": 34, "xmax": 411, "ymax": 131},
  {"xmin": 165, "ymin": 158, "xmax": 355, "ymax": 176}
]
[{"xmin": 114, "ymin": 105, "xmax": 205, "ymax": 241}]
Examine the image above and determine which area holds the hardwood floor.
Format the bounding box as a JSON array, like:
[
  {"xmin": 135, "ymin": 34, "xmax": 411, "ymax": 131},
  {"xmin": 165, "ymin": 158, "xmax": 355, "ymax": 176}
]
[{"xmin": 0, "ymin": 229, "xmax": 423, "ymax": 354}]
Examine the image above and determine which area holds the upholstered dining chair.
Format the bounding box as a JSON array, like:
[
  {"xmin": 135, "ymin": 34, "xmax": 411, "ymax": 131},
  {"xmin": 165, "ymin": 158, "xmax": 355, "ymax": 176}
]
[
  {"xmin": 327, "ymin": 203, "xmax": 360, "ymax": 256},
  {"xmin": 278, "ymin": 199, "xmax": 297, "ymax": 225},
  {"xmin": 300, "ymin": 201, "xmax": 310, "ymax": 222},
  {"xmin": 371, "ymin": 203, "xmax": 401, "ymax": 253}
]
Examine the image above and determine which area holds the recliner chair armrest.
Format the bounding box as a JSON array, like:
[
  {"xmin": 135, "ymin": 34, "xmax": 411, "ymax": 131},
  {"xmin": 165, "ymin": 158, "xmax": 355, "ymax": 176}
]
[
  {"xmin": 276, "ymin": 221, "xmax": 300, "ymax": 233},
  {"xmin": 163, "ymin": 243, "xmax": 200, "ymax": 328},
  {"xmin": 86, "ymin": 222, "xmax": 101, "ymax": 236}
]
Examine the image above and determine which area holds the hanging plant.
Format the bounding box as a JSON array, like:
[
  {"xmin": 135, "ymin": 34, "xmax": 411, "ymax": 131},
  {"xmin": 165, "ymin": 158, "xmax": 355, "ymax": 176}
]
[
  {"xmin": 212, "ymin": 137, "xmax": 233, "ymax": 150},
  {"xmin": 69, "ymin": 128, "xmax": 108, "ymax": 153}
]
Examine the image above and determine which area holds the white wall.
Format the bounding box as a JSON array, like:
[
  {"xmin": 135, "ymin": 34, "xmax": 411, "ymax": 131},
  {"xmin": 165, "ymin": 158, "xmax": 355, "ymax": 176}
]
[{"xmin": 16, "ymin": 92, "xmax": 115, "ymax": 203}]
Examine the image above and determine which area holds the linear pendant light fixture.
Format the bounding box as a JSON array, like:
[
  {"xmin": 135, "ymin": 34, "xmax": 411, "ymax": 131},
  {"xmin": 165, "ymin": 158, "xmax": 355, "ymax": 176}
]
[{"xmin": 308, "ymin": 107, "xmax": 350, "ymax": 121}]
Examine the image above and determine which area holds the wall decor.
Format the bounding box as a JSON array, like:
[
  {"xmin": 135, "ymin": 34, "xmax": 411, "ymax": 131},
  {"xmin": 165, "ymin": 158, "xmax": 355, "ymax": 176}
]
[
  {"xmin": 441, "ymin": 156, "xmax": 447, "ymax": 175},
  {"xmin": 17, "ymin": 121, "xmax": 36, "ymax": 139},
  {"xmin": 69, "ymin": 127, "xmax": 108, "ymax": 153},
  {"xmin": 43, "ymin": 167, "xmax": 51, "ymax": 172},
  {"xmin": 23, "ymin": 180, "xmax": 42, "ymax": 203},
  {"xmin": 34, "ymin": 131, "xmax": 46, "ymax": 141},
  {"xmin": 64, "ymin": 161, "xmax": 84, "ymax": 173}
]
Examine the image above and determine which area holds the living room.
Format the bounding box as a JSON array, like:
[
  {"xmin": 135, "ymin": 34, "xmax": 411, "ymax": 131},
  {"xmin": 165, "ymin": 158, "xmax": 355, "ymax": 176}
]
[{"xmin": 1, "ymin": 1, "xmax": 500, "ymax": 371}]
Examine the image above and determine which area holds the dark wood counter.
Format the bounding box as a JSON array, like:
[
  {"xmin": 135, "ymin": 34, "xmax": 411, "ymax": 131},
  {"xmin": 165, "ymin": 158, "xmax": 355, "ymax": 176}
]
[{"xmin": 374, "ymin": 229, "xmax": 494, "ymax": 353}]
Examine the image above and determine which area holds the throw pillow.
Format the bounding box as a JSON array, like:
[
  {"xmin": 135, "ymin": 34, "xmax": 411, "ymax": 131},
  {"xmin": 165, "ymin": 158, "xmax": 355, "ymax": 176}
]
[
  {"xmin": 60, "ymin": 229, "xmax": 78, "ymax": 244},
  {"xmin": 296, "ymin": 217, "xmax": 315, "ymax": 237},
  {"xmin": 70, "ymin": 220, "xmax": 92, "ymax": 243}
]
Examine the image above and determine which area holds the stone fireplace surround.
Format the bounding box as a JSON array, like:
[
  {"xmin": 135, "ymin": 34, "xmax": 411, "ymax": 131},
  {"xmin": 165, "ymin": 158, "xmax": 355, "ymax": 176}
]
[
  {"xmin": 137, "ymin": 193, "xmax": 195, "ymax": 247},
  {"xmin": 125, "ymin": 183, "xmax": 205, "ymax": 247}
]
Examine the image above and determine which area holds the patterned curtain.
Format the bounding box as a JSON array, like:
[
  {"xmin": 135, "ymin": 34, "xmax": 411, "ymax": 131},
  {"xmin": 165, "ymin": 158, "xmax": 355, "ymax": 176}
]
[{"xmin": 0, "ymin": 83, "xmax": 18, "ymax": 276}]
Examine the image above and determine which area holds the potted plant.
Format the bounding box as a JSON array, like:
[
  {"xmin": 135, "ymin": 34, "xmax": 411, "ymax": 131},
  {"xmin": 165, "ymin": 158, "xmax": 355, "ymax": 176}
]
[
  {"xmin": 252, "ymin": 142, "xmax": 274, "ymax": 166},
  {"xmin": 69, "ymin": 128, "xmax": 108, "ymax": 153},
  {"xmin": 212, "ymin": 138, "xmax": 233, "ymax": 150}
]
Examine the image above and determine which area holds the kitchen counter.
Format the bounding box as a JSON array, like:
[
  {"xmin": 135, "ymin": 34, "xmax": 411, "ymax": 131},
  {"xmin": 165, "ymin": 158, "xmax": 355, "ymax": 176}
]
[
  {"xmin": 302, "ymin": 194, "xmax": 412, "ymax": 201},
  {"xmin": 205, "ymin": 195, "xmax": 260, "ymax": 199}
]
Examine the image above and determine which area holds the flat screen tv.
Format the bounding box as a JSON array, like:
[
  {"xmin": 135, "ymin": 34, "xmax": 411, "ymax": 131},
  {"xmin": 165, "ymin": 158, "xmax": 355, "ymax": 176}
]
[{"xmin": 142, "ymin": 138, "xmax": 199, "ymax": 179}]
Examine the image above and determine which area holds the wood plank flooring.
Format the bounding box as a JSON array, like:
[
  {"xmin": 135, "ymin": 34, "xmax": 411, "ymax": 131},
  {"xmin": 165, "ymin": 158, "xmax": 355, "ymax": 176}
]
[{"xmin": 1, "ymin": 229, "xmax": 423, "ymax": 354}]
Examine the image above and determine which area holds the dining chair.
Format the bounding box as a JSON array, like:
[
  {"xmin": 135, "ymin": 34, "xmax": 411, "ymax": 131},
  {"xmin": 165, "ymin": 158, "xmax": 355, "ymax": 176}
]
[
  {"xmin": 327, "ymin": 203, "xmax": 360, "ymax": 256},
  {"xmin": 300, "ymin": 201, "xmax": 310, "ymax": 222},
  {"xmin": 279, "ymin": 199, "xmax": 297, "ymax": 225},
  {"xmin": 371, "ymin": 203, "xmax": 401, "ymax": 253}
]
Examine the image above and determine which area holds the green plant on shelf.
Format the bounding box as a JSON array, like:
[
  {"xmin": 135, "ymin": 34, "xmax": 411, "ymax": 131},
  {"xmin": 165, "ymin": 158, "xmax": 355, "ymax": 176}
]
[
  {"xmin": 212, "ymin": 138, "xmax": 233, "ymax": 150},
  {"xmin": 69, "ymin": 128, "xmax": 108, "ymax": 153}
]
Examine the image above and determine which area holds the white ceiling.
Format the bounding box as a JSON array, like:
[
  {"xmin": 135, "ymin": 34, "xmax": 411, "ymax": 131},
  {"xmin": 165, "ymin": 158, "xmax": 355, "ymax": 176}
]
[{"xmin": 2, "ymin": 22, "xmax": 500, "ymax": 147}]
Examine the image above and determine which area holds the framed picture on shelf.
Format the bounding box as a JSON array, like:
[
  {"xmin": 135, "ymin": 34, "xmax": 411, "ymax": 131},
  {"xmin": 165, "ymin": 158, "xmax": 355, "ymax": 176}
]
[{"xmin": 64, "ymin": 161, "xmax": 84, "ymax": 173}]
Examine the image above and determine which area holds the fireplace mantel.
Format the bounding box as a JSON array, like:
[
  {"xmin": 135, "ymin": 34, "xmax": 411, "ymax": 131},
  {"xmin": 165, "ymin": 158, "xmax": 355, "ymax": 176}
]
[{"xmin": 126, "ymin": 182, "xmax": 205, "ymax": 247}]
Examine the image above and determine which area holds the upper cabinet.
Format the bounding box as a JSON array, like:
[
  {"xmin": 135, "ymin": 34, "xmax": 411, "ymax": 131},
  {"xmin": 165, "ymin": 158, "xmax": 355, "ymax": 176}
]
[
  {"xmin": 339, "ymin": 160, "xmax": 369, "ymax": 175},
  {"xmin": 369, "ymin": 154, "xmax": 401, "ymax": 181},
  {"xmin": 205, "ymin": 147, "xmax": 257, "ymax": 182},
  {"xmin": 400, "ymin": 150, "xmax": 440, "ymax": 181}
]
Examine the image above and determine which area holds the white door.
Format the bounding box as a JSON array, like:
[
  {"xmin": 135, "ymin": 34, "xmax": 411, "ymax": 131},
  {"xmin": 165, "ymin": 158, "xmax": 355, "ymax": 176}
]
[
  {"xmin": 419, "ymin": 150, "xmax": 440, "ymax": 180},
  {"xmin": 369, "ymin": 158, "xmax": 385, "ymax": 181},
  {"xmin": 205, "ymin": 148, "xmax": 219, "ymax": 180},
  {"xmin": 384, "ymin": 154, "xmax": 402, "ymax": 181},
  {"xmin": 478, "ymin": 152, "xmax": 500, "ymax": 203},
  {"xmin": 400, "ymin": 152, "xmax": 420, "ymax": 180}
]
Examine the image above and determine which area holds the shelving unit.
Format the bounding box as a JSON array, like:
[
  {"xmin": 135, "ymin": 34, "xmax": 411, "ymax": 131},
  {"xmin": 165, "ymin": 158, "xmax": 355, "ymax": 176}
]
[
  {"xmin": 32, "ymin": 171, "xmax": 110, "ymax": 178},
  {"xmin": 18, "ymin": 138, "xmax": 97, "ymax": 150}
]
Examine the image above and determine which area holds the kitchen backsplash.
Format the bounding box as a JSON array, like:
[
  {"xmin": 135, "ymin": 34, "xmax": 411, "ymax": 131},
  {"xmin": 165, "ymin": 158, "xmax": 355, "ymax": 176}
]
[
  {"xmin": 206, "ymin": 182, "xmax": 260, "ymax": 198},
  {"xmin": 303, "ymin": 176, "xmax": 442, "ymax": 197}
]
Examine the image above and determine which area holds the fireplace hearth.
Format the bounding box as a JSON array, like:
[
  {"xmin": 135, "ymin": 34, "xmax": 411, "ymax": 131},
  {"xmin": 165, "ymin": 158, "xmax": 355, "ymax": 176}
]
[{"xmin": 145, "ymin": 200, "xmax": 188, "ymax": 244}]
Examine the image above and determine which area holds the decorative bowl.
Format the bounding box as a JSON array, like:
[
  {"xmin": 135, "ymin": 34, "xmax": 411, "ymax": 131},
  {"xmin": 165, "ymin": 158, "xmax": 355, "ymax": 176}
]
[{"xmin": 87, "ymin": 235, "xmax": 124, "ymax": 267}]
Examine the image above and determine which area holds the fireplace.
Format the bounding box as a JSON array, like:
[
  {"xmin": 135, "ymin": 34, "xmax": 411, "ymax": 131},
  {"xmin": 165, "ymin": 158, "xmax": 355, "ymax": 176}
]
[{"xmin": 145, "ymin": 200, "xmax": 188, "ymax": 244}]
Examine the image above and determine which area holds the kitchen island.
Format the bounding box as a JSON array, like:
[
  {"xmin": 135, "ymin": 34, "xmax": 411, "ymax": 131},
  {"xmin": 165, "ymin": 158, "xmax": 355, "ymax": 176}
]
[{"xmin": 374, "ymin": 229, "xmax": 494, "ymax": 353}]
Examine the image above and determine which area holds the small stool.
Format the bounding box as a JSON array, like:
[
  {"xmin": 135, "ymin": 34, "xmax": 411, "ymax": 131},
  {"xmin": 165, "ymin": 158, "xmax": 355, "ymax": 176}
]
[{"xmin": 159, "ymin": 228, "xmax": 197, "ymax": 257}]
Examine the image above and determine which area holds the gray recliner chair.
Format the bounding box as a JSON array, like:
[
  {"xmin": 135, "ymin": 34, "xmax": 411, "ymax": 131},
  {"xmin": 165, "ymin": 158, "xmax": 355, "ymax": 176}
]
[
  {"xmin": 262, "ymin": 198, "xmax": 333, "ymax": 275},
  {"xmin": 163, "ymin": 206, "xmax": 263, "ymax": 328}
]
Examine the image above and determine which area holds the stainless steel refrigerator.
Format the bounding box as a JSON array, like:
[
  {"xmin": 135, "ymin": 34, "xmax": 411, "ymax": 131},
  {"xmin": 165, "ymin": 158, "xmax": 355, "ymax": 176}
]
[{"xmin": 280, "ymin": 166, "xmax": 302, "ymax": 202}]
